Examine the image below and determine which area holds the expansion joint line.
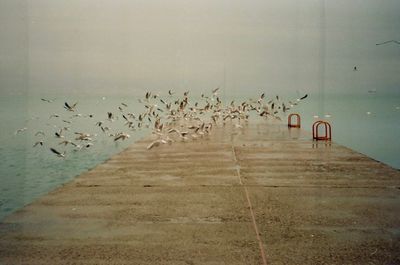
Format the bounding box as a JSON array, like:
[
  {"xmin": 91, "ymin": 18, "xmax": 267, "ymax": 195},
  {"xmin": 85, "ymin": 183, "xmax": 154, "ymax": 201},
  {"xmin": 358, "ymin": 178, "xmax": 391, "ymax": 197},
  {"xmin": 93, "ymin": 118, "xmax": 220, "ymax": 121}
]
[{"xmin": 231, "ymin": 145, "xmax": 268, "ymax": 265}]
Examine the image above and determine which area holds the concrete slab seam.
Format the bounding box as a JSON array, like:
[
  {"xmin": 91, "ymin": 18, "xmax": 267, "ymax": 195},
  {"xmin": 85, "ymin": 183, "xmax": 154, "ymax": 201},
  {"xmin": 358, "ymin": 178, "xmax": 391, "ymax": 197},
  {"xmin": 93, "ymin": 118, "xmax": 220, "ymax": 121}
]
[{"xmin": 231, "ymin": 145, "xmax": 268, "ymax": 265}]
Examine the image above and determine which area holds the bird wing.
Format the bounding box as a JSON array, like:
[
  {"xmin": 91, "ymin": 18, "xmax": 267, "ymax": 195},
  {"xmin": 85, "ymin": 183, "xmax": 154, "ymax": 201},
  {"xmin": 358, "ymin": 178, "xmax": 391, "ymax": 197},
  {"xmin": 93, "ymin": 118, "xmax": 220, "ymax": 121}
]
[
  {"xmin": 376, "ymin": 40, "xmax": 400, "ymax": 45},
  {"xmin": 168, "ymin": 128, "xmax": 178, "ymax": 134},
  {"xmin": 147, "ymin": 141, "xmax": 159, "ymax": 150},
  {"xmin": 50, "ymin": 148, "xmax": 61, "ymax": 155},
  {"xmin": 300, "ymin": 94, "xmax": 308, "ymax": 100}
]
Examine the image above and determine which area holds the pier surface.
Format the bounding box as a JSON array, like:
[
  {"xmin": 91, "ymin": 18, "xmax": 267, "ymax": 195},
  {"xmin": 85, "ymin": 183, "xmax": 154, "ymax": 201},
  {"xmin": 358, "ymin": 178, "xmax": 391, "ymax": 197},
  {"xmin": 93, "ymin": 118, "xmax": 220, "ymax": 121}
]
[{"xmin": 1, "ymin": 122, "xmax": 399, "ymax": 265}]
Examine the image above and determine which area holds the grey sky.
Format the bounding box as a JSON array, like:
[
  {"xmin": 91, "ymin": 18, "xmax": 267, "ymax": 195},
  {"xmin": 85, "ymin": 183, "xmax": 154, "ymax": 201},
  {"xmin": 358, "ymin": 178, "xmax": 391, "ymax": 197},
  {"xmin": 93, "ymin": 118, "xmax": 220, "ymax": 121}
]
[{"xmin": 0, "ymin": 0, "xmax": 399, "ymax": 97}]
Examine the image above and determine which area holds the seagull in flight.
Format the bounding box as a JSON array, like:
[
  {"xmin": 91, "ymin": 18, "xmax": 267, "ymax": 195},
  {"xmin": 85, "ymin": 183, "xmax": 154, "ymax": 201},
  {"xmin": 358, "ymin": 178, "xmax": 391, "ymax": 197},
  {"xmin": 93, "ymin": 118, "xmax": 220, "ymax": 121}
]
[
  {"xmin": 114, "ymin": 132, "xmax": 130, "ymax": 141},
  {"xmin": 33, "ymin": 141, "xmax": 44, "ymax": 147},
  {"xmin": 147, "ymin": 139, "xmax": 168, "ymax": 150},
  {"xmin": 212, "ymin": 87, "xmax": 220, "ymax": 96},
  {"xmin": 50, "ymin": 148, "xmax": 66, "ymax": 158},
  {"xmin": 41, "ymin": 98, "xmax": 53, "ymax": 103},
  {"xmin": 14, "ymin": 127, "xmax": 27, "ymax": 135},
  {"xmin": 299, "ymin": 94, "xmax": 308, "ymax": 100},
  {"xmin": 376, "ymin": 40, "xmax": 400, "ymax": 46},
  {"xmin": 35, "ymin": 131, "xmax": 45, "ymax": 136},
  {"xmin": 64, "ymin": 102, "xmax": 78, "ymax": 111}
]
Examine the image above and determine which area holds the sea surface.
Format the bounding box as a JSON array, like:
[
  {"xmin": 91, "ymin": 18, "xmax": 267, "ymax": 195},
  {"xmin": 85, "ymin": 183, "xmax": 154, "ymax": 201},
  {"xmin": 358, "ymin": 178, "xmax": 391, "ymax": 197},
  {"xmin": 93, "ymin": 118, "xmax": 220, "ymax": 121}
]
[{"xmin": 0, "ymin": 92, "xmax": 399, "ymax": 220}]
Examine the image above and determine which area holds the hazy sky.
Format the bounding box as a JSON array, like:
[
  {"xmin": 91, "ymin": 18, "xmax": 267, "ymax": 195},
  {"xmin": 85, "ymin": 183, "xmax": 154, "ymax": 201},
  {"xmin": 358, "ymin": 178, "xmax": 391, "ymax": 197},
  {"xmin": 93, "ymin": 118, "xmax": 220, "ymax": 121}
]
[{"xmin": 0, "ymin": 0, "xmax": 399, "ymax": 97}]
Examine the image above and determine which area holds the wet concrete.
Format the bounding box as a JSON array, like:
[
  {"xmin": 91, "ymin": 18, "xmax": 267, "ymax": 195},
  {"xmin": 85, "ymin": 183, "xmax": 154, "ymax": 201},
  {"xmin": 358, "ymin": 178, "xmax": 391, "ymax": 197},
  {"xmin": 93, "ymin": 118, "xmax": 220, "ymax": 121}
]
[{"xmin": 1, "ymin": 122, "xmax": 399, "ymax": 264}]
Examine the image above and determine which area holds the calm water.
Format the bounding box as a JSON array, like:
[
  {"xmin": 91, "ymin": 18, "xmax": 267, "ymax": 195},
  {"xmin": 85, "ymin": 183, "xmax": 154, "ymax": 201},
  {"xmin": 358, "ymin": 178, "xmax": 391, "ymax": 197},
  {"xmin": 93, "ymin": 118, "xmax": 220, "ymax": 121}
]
[
  {"xmin": 294, "ymin": 93, "xmax": 400, "ymax": 169},
  {"xmin": 0, "ymin": 95, "xmax": 148, "ymax": 220},
  {"xmin": 0, "ymin": 92, "xmax": 399, "ymax": 220}
]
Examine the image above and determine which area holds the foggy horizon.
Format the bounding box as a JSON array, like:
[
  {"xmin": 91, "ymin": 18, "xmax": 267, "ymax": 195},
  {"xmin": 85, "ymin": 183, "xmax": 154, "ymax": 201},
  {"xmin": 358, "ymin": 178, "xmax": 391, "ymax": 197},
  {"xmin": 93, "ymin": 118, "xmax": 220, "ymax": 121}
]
[{"xmin": 1, "ymin": 0, "xmax": 399, "ymax": 97}]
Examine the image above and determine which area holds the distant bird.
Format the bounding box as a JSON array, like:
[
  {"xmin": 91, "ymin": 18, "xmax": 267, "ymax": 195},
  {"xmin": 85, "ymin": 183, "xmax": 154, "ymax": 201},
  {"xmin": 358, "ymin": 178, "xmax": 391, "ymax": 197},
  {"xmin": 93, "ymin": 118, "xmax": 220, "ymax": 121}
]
[
  {"xmin": 64, "ymin": 102, "xmax": 78, "ymax": 111},
  {"xmin": 114, "ymin": 133, "xmax": 130, "ymax": 141},
  {"xmin": 282, "ymin": 103, "xmax": 289, "ymax": 112},
  {"xmin": 84, "ymin": 143, "xmax": 93, "ymax": 148},
  {"xmin": 71, "ymin": 142, "xmax": 81, "ymax": 149},
  {"xmin": 257, "ymin": 93, "xmax": 265, "ymax": 104},
  {"xmin": 147, "ymin": 139, "xmax": 167, "ymax": 150},
  {"xmin": 353, "ymin": 66, "xmax": 358, "ymax": 71},
  {"xmin": 107, "ymin": 112, "xmax": 114, "ymax": 121},
  {"xmin": 41, "ymin": 98, "xmax": 53, "ymax": 103},
  {"xmin": 55, "ymin": 129, "xmax": 64, "ymax": 138},
  {"xmin": 145, "ymin": 92, "xmax": 151, "ymax": 100},
  {"xmin": 168, "ymin": 128, "xmax": 189, "ymax": 139},
  {"xmin": 212, "ymin": 87, "xmax": 220, "ymax": 96},
  {"xmin": 74, "ymin": 132, "xmax": 92, "ymax": 141},
  {"xmin": 33, "ymin": 141, "xmax": 44, "ymax": 147},
  {"xmin": 14, "ymin": 127, "xmax": 27, "ymax": 135},
  {"xmin": 100, "ymin": 126, "xmax": 110, "ymax": 133},
  {"xmin": 50, "ymin": 148, "xmax": 65, "ymax": 158},
  {"xmin": 376, "ymin": 40, "xmax": 400, "ymax": 46},
  {"xmin": 59, "ymin": 140, "xmax": 73, "ymax": 146},
  {"xmin": 34, "ymin": 131, "xmax": 45, "ymax": 137},
  {"xmin": 300, "ymin": 94, "xmax": 308, "ymax": 100}
]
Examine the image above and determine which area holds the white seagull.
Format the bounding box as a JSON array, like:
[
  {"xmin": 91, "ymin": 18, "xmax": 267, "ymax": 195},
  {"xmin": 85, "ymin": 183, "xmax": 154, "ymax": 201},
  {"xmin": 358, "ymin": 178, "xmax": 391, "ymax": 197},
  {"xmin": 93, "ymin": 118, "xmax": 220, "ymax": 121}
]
[{"xmin": 50, "ymin": 148, "xmax": 66, "ymax": 158}]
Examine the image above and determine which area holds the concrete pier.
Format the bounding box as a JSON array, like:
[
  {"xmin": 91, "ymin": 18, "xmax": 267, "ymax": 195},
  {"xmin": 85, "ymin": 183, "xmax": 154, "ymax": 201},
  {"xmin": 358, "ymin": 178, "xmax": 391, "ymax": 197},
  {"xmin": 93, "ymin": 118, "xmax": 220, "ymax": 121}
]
[{"xmin": 1, "ymin": 122, "xmax": 399, "ymax": 264}]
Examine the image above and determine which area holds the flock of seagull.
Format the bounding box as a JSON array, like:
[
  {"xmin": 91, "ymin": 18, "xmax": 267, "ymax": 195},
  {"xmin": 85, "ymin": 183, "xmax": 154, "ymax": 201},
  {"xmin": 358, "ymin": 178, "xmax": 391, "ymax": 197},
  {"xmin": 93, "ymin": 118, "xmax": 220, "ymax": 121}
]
[
  {"xmin": 14, "ymin": 88, "xmax": 307, "ymax": 158},
  {"xmin": 12, "ymin": 38, "xmax": 398, "ymax": 158}
]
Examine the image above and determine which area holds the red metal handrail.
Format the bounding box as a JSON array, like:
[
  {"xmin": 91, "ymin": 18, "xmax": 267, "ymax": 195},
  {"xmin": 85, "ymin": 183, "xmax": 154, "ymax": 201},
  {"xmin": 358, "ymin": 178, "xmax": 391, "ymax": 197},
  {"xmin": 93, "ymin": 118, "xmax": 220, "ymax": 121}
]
[
  {"xmin": 288, "ymin": 113, "xmax": 301, "ymax": 128},
  {"xmin": 312, "ymin": 120, "xmax": 332, "ymax": 141}
]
